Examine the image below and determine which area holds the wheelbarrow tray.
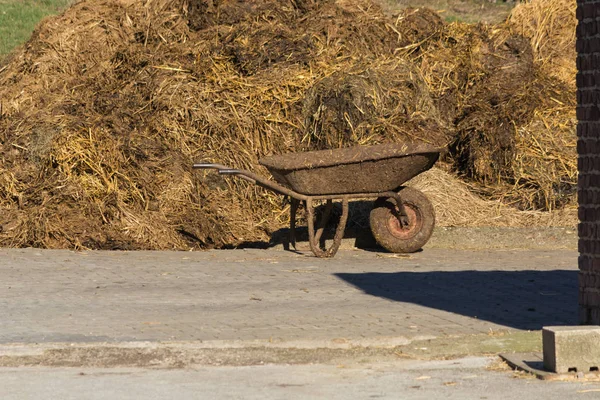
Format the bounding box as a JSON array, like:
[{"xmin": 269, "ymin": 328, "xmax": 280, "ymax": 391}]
[{"xmin": 259, "ymin": 142, "xmax": 440, "ymax": 195}]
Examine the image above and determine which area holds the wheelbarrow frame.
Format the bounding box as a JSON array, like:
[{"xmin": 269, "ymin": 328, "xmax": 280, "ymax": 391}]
[{"xmin": 194, "ymin": 163, "xmax": 408, "ymax": 258}]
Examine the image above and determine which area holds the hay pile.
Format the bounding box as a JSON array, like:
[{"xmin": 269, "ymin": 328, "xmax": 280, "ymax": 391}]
[
  {"xmin": 409, "ymin": 167, "xmax": 576, "ymax": 228},
  {"xmin": 506, "ymin": 0, "xmax": 577, "ymax": 210},
  {"xmin": 414, "ymin": 13, "xmax": 576, "ymax": 210},
  {"xmin": 508, "ymin": 0, "xmax": 576, "ymax": 87},
  {"xmin": 0, "ymin": 0, "xmax": 577, "ymax": 250}
]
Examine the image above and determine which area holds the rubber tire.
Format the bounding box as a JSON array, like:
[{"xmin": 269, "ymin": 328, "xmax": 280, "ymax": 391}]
[{"xmin": 369, "ymin": 186, "xmax": 435, "ymax": 253}]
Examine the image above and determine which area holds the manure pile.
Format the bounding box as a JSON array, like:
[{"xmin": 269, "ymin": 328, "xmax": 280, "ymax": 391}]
[{"xmin": 0, "ymin": 0, "xmax": 577, "ymax": 250}]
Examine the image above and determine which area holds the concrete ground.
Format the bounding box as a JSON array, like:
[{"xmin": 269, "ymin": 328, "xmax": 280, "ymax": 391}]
[
  {"xmin": 0, "ymin": 246, "xmax": 577, "ymax": 344},
  {"xmin": 0, "ymin": 229, "xmax": 595, "ymax": 398},
  {"xmin": 2, "ymin": 358, "xmax": 600, "ymax": 400}
]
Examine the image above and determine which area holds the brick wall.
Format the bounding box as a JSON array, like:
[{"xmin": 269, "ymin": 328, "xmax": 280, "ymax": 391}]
[{"xmin": 578, "ymin": 0, "xmax": 600, "ymax": 324}]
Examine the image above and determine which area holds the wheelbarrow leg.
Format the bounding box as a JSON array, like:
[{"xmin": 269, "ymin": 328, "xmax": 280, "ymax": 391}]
[
  {"xmin": 314, "ymin": 199, "xmax": 333, "ymax": 248},
  {"xmin": 289, "ymin": 198, "xmax": 300, "ymax": 250},
  {"xmin": 330, "ymin": 198, "xmax": 349, "ymax": 256},
  {"xmin": 307, "ymin": 198, "xmax": 348, "ymax": 258}
]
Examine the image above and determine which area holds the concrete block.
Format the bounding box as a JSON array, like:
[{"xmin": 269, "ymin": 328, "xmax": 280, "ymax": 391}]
[{"xmin": 543, "ymin": 326, "xmax": 600, "ymax": 373}]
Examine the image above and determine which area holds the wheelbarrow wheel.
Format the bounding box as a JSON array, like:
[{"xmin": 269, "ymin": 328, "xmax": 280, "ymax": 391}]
[{"xmin": 370, "ymin": 186, "xmax": 435, "ymax": 253}]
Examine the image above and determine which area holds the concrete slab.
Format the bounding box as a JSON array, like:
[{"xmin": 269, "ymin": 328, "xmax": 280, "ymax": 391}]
[{"xmin": 543, "ymin": 326, "xmax": 600, "ymax": 373}]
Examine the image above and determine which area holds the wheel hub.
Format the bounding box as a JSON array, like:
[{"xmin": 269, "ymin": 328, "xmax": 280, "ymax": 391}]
[{"xmin": 387, "ymin": 204, "xmax": 421, "ymax": 240}]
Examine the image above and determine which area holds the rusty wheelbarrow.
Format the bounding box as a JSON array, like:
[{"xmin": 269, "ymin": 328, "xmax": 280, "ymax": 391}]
[{"xmin": 193, "ymin": 142, "xmax": 441, "ymax": 258}]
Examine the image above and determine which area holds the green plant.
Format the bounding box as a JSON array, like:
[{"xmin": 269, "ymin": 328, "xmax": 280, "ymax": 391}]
[{"xmin": 0, "ymin": 0, "xmax": 71, "ymax": 58}]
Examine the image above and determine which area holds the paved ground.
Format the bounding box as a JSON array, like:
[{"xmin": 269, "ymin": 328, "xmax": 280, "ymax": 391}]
[
  {"xmin": 0, "ymin": 243, "xmax": 589, "ymax": 398},
  {"xmin": 0, "ymin": 247, "xmax": 577, "ymax": 345},
  {"xmin": 2, "ymin": 358, "xmax": 600, "ymax": 400}
]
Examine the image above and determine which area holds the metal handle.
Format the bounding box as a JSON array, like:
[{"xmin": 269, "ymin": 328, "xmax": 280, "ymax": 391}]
[
  {"xmin": 193, "ymin": 163, "xmax": 231, "ymax": 170},
  {"xmin": 218, "ymin": 169, "xmax": 257, "ymax": 184},
  {"xmin": 193, "ymin": 163, "xmax": 307, "ymax": 201}
]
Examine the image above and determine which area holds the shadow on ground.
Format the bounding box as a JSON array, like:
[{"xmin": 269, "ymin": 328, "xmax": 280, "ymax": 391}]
[
  {"xmin": 233, "ymin": 200, "xmax": 377, "ymax": 250},
  {"xmin": 336, "ymin": 270, "xmax": 578, "ymax": 330}
]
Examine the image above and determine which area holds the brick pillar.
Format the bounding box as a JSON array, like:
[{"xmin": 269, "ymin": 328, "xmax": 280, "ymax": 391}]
[{"xmin": 578, "ymin": 0, "xmax": 600, "ymax": 324}]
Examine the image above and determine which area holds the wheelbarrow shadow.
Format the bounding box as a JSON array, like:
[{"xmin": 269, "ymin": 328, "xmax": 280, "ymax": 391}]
[
  {"xmin": 335, "ymin": 269, "xmax": 578, "ymax": 330},
  {"xmin": 268, "ymin": 200, "xmax": 381, "ymax": 251},
  {"xmin": 222, "ymin": 200, "xmax": 378, "ymax": 250},
  {"xmin": 232, "ymin": 199, "xmax": 429, "ymax": 252}
]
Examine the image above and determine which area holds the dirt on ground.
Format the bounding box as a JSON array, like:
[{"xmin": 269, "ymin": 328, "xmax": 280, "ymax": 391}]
[{"xmin": 0, "ymin": 331, "xmax": 540, "ymax": 368}]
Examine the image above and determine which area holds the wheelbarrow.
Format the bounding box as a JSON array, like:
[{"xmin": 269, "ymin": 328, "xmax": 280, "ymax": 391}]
[{"xmin": 193, "ymin": 142, "xmax": 441, "ymax": 258}]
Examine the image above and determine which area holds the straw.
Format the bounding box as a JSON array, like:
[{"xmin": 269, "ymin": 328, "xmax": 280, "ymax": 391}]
[{"xmin": 0, "ymin": 0, "xmax": 578, "ymax": 249}]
